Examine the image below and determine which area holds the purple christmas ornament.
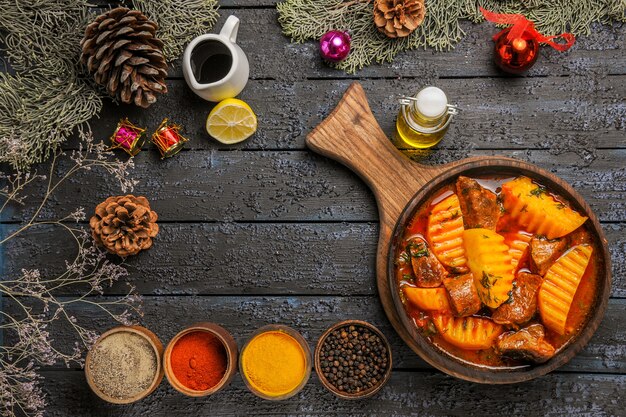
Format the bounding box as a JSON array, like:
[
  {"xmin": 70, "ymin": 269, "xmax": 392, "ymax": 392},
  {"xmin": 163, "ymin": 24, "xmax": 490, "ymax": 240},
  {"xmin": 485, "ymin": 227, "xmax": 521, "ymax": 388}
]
[{"xmin": 319, "ymin": 30, "xmax": 351, "ymax": 63}]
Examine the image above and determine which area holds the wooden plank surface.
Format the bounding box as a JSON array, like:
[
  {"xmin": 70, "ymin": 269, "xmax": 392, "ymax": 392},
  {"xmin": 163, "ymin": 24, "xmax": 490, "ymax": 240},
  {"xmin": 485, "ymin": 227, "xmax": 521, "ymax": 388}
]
[
  {"xmin": 74, "ymin": 77, "xmax": 626, "ymax": 151},
  {"xmin": 9, "ymin": 149, "xmax": 626, "ymax": 222},
  {"xmin": 5, "ymin": 222, "xmax": 625, "ymax": 297},
  {"xmin": 38, "ymin": 370, "xmax": 626, "ymax": 416},
  {"xmin": 3, "ymin": 296, "xmax": 625, "ymax": 374},
  {"xmin": 2, "ymin": 0, "xmax": 625, "ymax": 415}
]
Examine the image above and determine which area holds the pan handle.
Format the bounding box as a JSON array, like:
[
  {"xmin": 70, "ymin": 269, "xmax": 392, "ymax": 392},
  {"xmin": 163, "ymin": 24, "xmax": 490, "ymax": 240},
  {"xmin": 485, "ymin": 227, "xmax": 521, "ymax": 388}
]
[{"xmin": 306, "ymin": 82, "xmax": 438, "ymax": 227}]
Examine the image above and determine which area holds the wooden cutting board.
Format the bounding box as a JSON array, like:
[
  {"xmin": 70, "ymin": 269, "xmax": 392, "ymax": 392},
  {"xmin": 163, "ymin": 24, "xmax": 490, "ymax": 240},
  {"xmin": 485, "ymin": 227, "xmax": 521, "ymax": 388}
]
[{"xmin": 305, "ymin": 82, "xmax": 611, "ymax": 383}]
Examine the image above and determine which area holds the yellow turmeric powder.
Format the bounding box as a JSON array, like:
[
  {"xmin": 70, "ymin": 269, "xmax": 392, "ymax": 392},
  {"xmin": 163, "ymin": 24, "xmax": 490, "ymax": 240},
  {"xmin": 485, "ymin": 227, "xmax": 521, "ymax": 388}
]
[{"xmin": 241, "ymin": 330, "xmax": 307, "ymax": 397}]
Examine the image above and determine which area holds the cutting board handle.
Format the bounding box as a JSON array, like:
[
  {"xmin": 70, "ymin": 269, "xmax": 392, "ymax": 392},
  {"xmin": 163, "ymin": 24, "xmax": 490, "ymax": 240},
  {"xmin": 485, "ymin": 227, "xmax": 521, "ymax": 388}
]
[{"xmin": 306, "ymin": 82, "xmax": 438, "ymax": 227}]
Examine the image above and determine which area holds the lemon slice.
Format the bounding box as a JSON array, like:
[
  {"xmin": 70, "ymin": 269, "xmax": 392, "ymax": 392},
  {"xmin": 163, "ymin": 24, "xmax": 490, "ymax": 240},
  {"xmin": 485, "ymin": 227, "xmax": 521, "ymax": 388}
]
[{"xmin": 206, "ymin": 98, "xmax": 257, "ymax": 144}]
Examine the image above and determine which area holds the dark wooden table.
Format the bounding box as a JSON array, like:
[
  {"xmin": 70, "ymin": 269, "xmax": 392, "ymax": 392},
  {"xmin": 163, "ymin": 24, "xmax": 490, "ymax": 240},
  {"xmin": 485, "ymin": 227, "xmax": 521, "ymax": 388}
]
[{"xmin": 3, "ymin": 1, "xmax": 625, "ymax": 415}]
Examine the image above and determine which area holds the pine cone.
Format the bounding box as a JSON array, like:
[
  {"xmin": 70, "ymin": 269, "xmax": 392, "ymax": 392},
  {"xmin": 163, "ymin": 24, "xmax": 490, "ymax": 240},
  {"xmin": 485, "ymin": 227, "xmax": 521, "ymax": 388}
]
[
  {"xmin": 90, "ymin": 195, "xmax": 159, "ymax": 257},
  {"xmin": 80, "ymin": 7, "xmax": 168, "ymax": 108},
  {"xmin": 373, "ymin": 0, "xmax": 426, "ymax": 39}
]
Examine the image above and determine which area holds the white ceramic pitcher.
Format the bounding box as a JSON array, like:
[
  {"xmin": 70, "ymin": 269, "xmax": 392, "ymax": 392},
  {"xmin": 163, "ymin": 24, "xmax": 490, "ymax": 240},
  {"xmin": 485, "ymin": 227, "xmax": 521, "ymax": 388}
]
[{"xmin": 182, "ymin": 16, "xmax": 249, "ymax": 102}]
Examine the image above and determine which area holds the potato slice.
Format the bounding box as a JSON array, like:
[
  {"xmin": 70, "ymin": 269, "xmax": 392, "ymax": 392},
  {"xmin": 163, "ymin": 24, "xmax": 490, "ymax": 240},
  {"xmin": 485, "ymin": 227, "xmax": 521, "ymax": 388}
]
[
  {"xmin": 403, "ymin": 286, "xmax": 451, "ymax": 312},
  {"xmin": 432, "ymin": 314, "xmax": 503, "ymax": 350},
  {"xmin": 502, "ymin": 231, "xmax": 532, "ymax": 272},
  {"xmin": 538, "ymin": 244, "xmax": 593, "ymax": 335},
  {"xmin": 463, "ymin": 228, "xmax": 515, "ymax": 308},
  {"xmin": 427, "ymin": 194, "xmax": 468, "ymax": 273},
  {"xmin": 502, "ymin": 176, "xmax": 587, "ymax": 239}
]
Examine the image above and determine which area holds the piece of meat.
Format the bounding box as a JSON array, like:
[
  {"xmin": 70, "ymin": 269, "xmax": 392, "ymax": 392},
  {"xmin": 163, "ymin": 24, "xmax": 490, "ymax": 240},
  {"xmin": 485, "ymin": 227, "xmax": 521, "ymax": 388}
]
[
  {"xmin": 442, "ymin": 273, "xmax": 481, "ymax": 317},
  {"xmin": 568, "ymin": 226, "xmax": 593, "ymax": 246},
  {"xmin": 496, "ymin": 324, "xmax": 555, "ymax": 363},
  {"xmin": 456, "ymin": 176, "xmax": 500, "ymax": 230},
  {"xmin": 529, "ymin": 235, "xmax": 569, "ymax": 276},
  {"xmin": 492, "ymin": 272, "xmax": 542, "ymax": 325},
  {"xmin": 407, "ymin": 237, "xmax": 446, "ymax": 288}
]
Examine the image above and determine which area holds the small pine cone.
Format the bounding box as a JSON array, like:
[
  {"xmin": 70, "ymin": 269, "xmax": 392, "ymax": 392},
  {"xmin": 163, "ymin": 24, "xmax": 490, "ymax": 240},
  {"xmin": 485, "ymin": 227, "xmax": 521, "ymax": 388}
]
[
  {"xmin": 80, "ymin": 7, "xmax": 168, "ymax": 108},
  {"xmin": 90, "ymin": 195, "xmax": 159, "ymax": 257},
  {"xmin": 373, "ymin": 0, "xmax": 426, "ymax": 39}
]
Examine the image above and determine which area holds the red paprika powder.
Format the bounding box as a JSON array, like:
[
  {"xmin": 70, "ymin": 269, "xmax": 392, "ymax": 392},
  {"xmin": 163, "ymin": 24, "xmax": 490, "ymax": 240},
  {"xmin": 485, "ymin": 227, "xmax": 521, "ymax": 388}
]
[{"xmin": 170, "ymin": 330, "xmax": 228, "ymax": 391}]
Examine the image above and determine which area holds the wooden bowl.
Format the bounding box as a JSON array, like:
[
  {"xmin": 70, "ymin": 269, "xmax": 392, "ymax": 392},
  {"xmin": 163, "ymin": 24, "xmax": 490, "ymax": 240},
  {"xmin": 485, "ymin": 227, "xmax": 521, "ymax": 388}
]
[
  {"xmin": 163, "ymin": 322, "xmax": 238, "ymax": 397},
  {"xmin": 85, "ymin": 325, "xmax": 164, "ymax": 404},
  {"xmin": 239, "ymin": 324, "xmax": 312, "ymax": 400},
  {"xmin": 305, "ymin": 82, "xmax": 612, "ymax": 384},
  {"xmin": 314, "ymin": 320, "xmax": 392, "ymax": 399},
  {"xmin": 387, "ymin": 162, "xmax": 611, "ymax": 383}
]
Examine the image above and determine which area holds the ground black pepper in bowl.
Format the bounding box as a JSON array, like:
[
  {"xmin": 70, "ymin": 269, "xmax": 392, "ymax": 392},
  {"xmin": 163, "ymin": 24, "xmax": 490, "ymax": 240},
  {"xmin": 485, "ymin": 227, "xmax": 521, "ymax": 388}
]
[{"xmin": 315, "ymin": 320, "xmax": 392, "ymax": 399}]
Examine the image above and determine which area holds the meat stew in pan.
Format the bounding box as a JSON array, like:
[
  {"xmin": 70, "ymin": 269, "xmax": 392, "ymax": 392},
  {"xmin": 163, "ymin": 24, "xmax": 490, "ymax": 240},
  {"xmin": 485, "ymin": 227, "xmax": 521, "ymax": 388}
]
[{"xmin": 394, "ymin": 175, "xmax": 601, "ymax": 368}]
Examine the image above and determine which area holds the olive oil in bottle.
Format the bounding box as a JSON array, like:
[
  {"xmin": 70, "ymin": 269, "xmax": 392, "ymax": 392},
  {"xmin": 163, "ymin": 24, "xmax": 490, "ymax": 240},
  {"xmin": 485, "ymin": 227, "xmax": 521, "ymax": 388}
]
[{"xmin": 396, "ymin": 87, "xmax": 458, "ymax": 149}]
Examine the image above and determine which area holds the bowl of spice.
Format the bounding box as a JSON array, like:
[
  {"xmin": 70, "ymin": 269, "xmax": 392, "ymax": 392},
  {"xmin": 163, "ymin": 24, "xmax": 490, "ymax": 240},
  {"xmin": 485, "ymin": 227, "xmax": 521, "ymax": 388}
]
[
  {"xmin": 85, "ymin": 326, "xmax": 164, "ymax": 404},
  {"xmin": 163, "ymin": 322, "xmax": 238, "ymax": 397},
  {"xmin": 239, "ymin": 324, "xmax": 311, "ymax": 400},
  {"xmin": 315, "ymin": 320, "xmax": 392, "ymax": 399}
]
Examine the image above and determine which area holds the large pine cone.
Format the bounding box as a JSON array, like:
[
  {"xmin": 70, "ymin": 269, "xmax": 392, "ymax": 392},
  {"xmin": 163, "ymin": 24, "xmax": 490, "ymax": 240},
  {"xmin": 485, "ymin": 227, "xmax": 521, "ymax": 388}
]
[
  {"xmin": 80, "ymin": 7, "xmax": 168, "ymax": 108},
  {"xmin": 90, "ymin": 195, "xmax": 159, "ymax": 257},
  {"xmin": 373, "ymin": 0, "xmax": 426, "ymax": 38}
]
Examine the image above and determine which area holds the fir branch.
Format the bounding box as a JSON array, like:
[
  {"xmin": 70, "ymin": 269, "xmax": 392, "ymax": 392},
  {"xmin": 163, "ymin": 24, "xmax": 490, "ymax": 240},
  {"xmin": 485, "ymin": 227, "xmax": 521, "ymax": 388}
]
[
  {"xmin": 0, "ymin": 0, "xmax": 99, "ymax": 170},
  {"xmin": 0, "ymin": 73, "xmax": 102, "ymax": 171},
  {"xmin": 133, "ymin": 0, "xmax": 220, "ymax": 60},
  {"xmin": 277, "ymin": 0, "xmax": 626, "ymax": 73}
]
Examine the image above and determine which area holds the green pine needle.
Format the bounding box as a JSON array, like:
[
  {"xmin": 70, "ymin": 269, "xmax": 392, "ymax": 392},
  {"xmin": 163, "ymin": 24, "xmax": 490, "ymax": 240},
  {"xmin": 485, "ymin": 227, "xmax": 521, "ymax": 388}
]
[
  {"xmin": 132, "ymin": 0, "xmax": 220, "ymax": 60},
  {"xmin": 277, "ymin": 0, "xmax": 626, "ymax": 74},
  {"xmin": 0, "ymin": 0, "xmax": 97, "ymax": 170}
]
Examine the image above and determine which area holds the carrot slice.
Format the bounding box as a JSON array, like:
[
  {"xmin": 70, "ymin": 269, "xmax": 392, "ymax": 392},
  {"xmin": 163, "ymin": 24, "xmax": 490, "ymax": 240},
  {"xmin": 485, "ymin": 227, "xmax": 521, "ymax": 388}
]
[
  {"xmin": 463, "ymin": 228, "xmax": 515, "ymax": 308},
  {"xmin": 431, "ymin": 313, "xmax": 503, "ymax": 350},
  {"xmin": 501, "ymin": 177, "xmax": 587, "ymax": 239},
  {"xmin": 503, "ymin": 231, "xmax": 532, "ymax": 271},
  {"xmin": 427, "ymin": 194, "xmax": 468, "ymax": 273},
  {"xmin": 538, "ymin": 244, "xmax": 593, "ymax": 335},
  {"xmin": 403, "ymin": 286, "xmax": 451, "ymax": 312}
]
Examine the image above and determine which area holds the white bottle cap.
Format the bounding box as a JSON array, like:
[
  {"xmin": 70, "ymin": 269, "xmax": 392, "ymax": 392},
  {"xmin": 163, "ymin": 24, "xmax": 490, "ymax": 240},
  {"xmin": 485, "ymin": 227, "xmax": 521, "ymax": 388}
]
[{"xmin": 415, "ymin": 86, "xmax": 448, "ymax": 119}]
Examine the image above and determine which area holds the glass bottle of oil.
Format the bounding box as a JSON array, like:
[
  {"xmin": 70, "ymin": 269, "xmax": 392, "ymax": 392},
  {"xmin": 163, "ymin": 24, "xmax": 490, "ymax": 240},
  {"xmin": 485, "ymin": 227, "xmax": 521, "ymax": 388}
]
[{"xmin": 396, "ymin": 86, "xmax": 458, "ymax": 149}]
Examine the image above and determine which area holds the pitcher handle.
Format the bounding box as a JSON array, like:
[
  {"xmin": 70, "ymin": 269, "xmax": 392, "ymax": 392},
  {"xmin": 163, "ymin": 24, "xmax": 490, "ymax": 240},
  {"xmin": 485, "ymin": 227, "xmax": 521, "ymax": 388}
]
[{"xmin": 220, "ymin": 15, "xmax": 240, "ymax": 43}]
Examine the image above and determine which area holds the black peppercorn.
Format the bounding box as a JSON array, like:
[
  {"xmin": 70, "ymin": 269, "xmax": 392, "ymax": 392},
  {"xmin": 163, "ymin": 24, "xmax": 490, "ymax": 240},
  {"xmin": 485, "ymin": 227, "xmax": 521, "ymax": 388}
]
[{"xmin": 318, "ymin": 323, "xmax": 390, "ymax": 395}]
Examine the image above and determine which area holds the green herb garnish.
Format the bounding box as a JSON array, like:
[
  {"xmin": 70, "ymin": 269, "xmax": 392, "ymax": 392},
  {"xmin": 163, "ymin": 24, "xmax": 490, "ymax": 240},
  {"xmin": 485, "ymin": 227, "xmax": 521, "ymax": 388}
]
[
  {"xmin": 407, "ymin": 241, "xmax": 429, "ymax": 258},
  {"xmin": 480, "ymin": 271, "xmax": 502, "ymax": 303},
  {"xmin": 480, "ymin": 271, "xmax": 493, "ymax": 289},
  {"xmin": 529, "ymin": 186, "xmax": 547, "ymax": 198}
]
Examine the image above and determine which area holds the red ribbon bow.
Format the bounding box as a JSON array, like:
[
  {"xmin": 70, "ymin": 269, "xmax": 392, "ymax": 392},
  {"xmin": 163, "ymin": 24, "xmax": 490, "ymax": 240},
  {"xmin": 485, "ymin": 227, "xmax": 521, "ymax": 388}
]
[{"xmin": 480, "ymin": 7, "xmax": 575, "ymax": 52}]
